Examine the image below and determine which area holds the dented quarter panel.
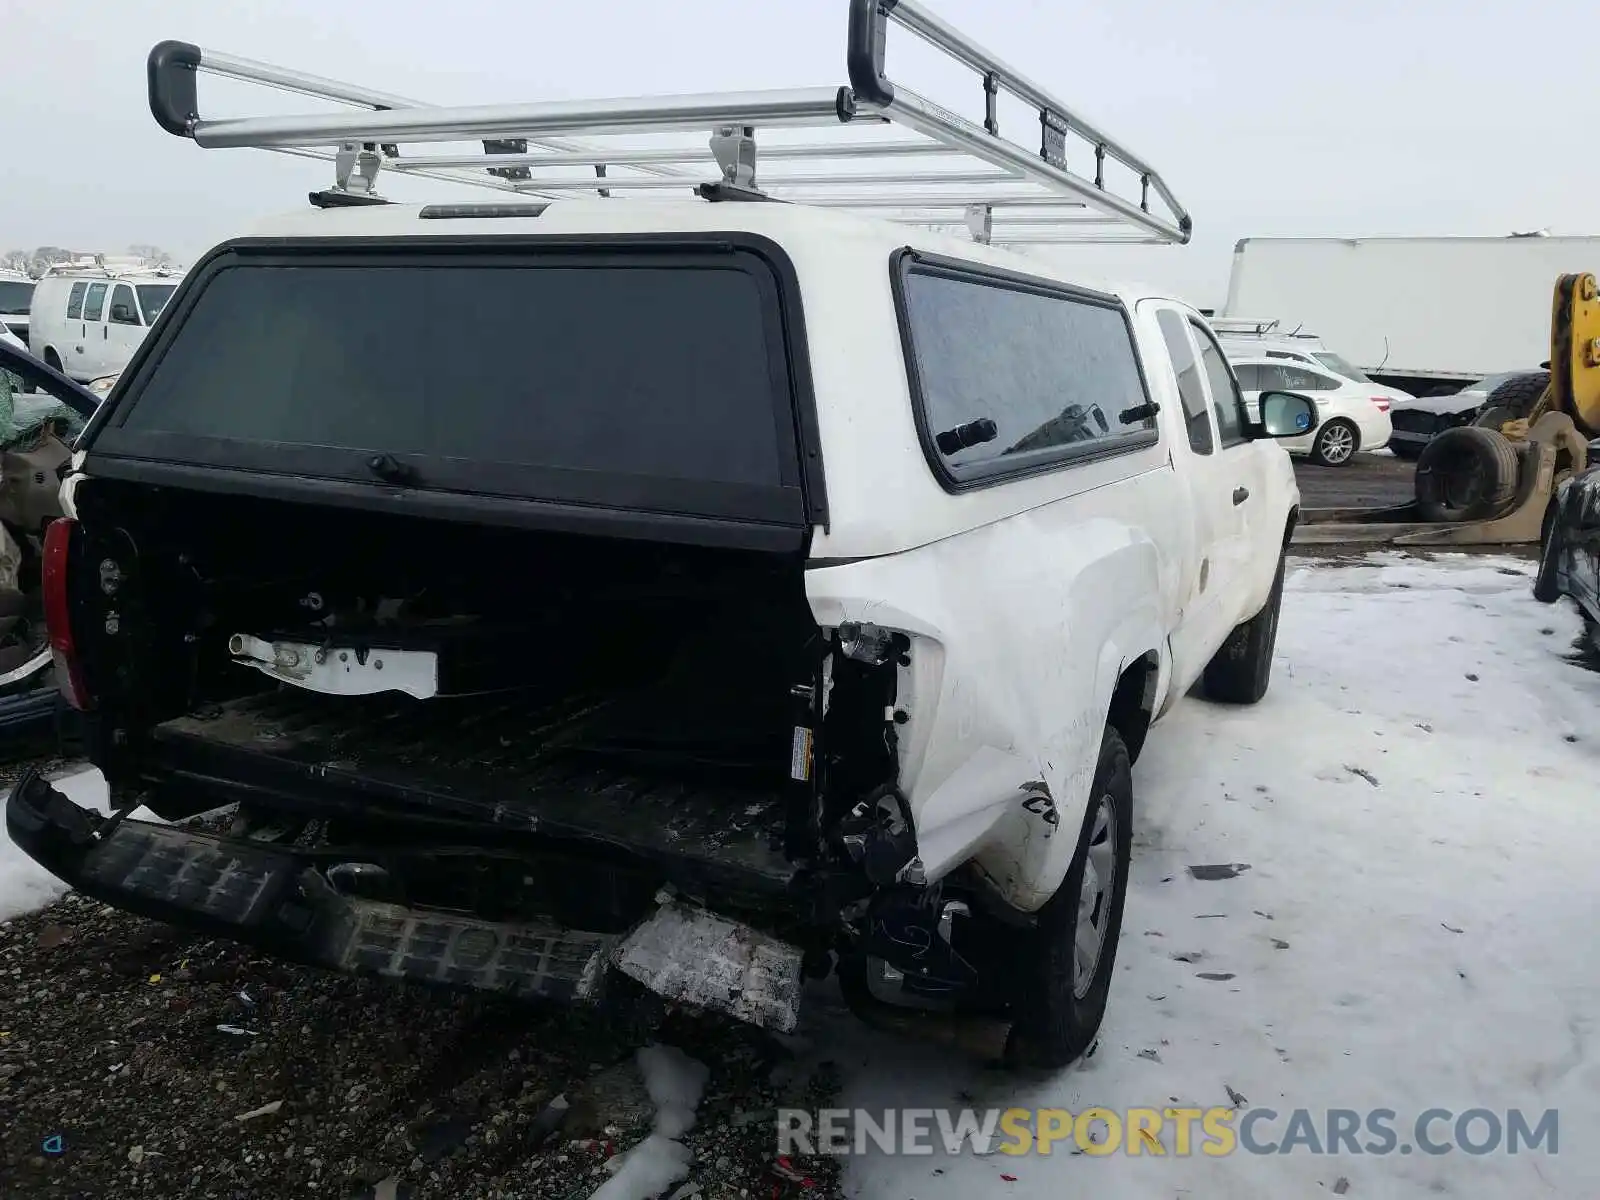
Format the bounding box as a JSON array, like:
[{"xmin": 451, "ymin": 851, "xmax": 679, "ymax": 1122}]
[{"xmin": 807, "ymin": 488, "xmax": 1180, "ymax": 912}]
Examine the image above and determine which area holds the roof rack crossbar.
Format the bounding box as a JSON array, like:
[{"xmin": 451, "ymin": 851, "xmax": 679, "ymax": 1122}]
[
  {"xmin": 393, "ymin": 139, "xmax": 967, "ymax": 171},
  {"xmin": 145, "ymin": 0, "xmax": 1191, "ymax": 245}
]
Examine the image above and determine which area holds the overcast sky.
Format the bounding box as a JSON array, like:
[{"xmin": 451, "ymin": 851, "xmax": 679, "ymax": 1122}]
[{"xmin": 5, "ymin": 0, "xmax": 1592, "ymax": 308}]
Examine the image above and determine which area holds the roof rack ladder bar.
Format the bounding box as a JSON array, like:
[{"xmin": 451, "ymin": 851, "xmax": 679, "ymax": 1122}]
[
  {"xmin": 150, "ymin": 41, "xmax": 707, "ymax": 191},
  {"xmin": 842, "ymin": 0, "xmax": 1191, "ymax": 242},
  {"xmin": 166, "ymin": 87, "xmax": 865, "ymax": 149}
]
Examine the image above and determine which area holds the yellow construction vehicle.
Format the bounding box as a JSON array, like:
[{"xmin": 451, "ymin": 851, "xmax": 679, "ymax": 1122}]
[{"xmin": 1292, "ymin": 272, "xmax": 1600, "ymax": 546}]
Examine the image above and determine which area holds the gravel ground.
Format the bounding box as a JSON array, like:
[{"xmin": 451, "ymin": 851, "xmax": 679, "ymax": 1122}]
[
  {"xmin": 0, "ymin": 763, "xmax": 845, "ymax": 1200},
  {"xmin": 1290, "ymin": 451, "xmax": 1414, "ymax": 510}
]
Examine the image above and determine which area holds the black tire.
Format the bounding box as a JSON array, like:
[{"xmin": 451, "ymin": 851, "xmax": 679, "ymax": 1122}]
[
  {"xmin": 42, "ymin": 348, "xmax": 62, "ymax": 373},
  {"xmin": 1204, "ymin": 553, "xmax": 1286, "ymax": 704},
  {"xmin": 1414, "ymin": 425, "xmax": 1521, "ymax": 523},
  {"xmin": 1004, "ymin": 726, "xmax": 1133, "ymax": 1071},
  {"xmin": 1389, "ymin": 441, "xmax": 1424, "ymax": 461},
  {"xmin": 1472, "ymin": 371, "xmax": 1549, "ymax": 432},
  {"xmin": 1309, "ymin": 418, "xmax": 1359, "ymax": 467},
  {"xmin": 1532, "ymin": 498, "xmax": 1565, "ymax": 603}
]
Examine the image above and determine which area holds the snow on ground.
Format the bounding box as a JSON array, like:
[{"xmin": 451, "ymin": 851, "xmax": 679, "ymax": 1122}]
[
  {"xmin": 0, "ymin": 766, "xmax": 112, "ymax": 921},
  {"xmin": 590, "ymin": 1043, "xmax": 710, "ymax": 1200},
  {"xmin": 1, "ymin": 552, "xmax": 1596, "ymax": 1197},
  {"xmin": 811, "ymin": 552, "xmax": 1600, "ymax": 1199}
]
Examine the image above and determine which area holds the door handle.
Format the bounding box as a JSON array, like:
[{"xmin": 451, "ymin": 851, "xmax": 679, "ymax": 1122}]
[{"xmin": 1233, "ymin": 486, "xmax": 1250, "ymax": 505}]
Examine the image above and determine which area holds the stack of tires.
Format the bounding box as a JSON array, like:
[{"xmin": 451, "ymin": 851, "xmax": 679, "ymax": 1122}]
[{"xmin": 1412, "ymin": 371, "xmax": 1594, "ymax": 523}]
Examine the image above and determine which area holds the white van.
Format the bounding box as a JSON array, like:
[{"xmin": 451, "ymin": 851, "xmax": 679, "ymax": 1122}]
[
  {"xmin": 0, "ymin": 270, "xmax": 34, "ymax": 343},
  {"xmin": 27, "ymin": 258, "xmax": 183, "ymax": 382}
]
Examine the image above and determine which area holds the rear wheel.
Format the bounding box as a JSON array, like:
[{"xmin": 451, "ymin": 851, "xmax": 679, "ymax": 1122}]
[
  {"xmin": 1309, "ymin": 418, "xmax": 1358, "ymax": 467},
  {"xmin": 1005, "ymin": 726, "xmax": 1133, "ymax": 1070},
  {"xmin": 1204, "ymin": 553, "xmax": 1286, "ymax": 704}
]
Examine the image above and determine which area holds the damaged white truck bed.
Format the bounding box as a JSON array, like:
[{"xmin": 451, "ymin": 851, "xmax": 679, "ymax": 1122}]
[{"xmin": 5, "ymin": 1, "xmax": 1311, "ymax": 1069}]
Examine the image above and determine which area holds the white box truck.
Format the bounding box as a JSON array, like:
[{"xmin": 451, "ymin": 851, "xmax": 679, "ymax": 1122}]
[{"xmin": 1222, "ymin": 235, "xmax": 1600, "ymax": 396}]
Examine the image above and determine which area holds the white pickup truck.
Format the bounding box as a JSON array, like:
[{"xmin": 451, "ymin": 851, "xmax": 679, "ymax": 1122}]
[{"xmin": 6, "ymin": 1, "xmax": 1314, "ymax": 1070}]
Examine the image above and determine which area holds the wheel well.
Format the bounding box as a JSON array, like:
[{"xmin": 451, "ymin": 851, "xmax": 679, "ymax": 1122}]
[
  {"xmin": 1283, "ymin": 506, "xmax": 1299, "ymax": 548},
  {"xmin": 1108, "ymin": 652, "xmax": 1159, "ymax": 764}
]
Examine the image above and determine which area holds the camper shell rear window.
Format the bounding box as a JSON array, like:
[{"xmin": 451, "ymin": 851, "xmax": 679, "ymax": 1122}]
[{"xmin": 84, "ymin": 238, "xmax": 824, "ymax": 545}]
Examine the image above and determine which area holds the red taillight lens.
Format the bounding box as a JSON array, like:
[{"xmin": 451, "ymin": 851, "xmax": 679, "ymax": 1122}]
[
  {"xmin": 42, "ymin": 517, "xmax": 92, "ymax": 710},
  {"xmin": 1370, "ymin": 397, "xmax": 1391, "ymax": 412}
]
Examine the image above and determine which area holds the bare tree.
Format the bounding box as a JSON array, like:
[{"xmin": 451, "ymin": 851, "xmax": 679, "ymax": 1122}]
[
  {"xmin": 27, "ymin": 247, "xmax": 74, "ymax": 277},
  {"xmin": 127, "ymin": 244, "xmax": 176, "ymax": 268},
  {"xmin": 0, "ymin": 250, "xmax": 30, "ymax": 274}
]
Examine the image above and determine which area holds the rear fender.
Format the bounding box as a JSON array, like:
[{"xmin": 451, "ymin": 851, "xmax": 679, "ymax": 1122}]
[
  {"xmin": 806, "ymin": 519, "xmax": 1169, "ymax": 913},
  {"xmin": 972, "ymin": 600, "xmax": 1164, "ymax": 912}
]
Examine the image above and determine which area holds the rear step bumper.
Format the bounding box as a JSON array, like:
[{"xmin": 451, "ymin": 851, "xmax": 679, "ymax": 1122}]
[
  {"xmin": 5, "ymin": 769, "xmax": 613, "ymax": 1002},
  {"xmin": 5, "ymin": 769, "xmax": 807, "ymax": 1030}
]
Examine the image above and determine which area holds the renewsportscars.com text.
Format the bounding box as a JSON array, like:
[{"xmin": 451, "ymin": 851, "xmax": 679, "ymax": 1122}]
[{"xmin": 777, "ymin": 1106, "xmax": 1559, "ymax": 1158}]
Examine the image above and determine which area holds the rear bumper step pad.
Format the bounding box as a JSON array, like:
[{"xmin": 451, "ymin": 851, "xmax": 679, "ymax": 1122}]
[{"xmin": 5, "ymin": 770, "xmax": 613, "ymax": 1003}]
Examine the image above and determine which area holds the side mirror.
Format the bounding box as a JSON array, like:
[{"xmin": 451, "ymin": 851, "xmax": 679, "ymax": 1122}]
[
  {"xmin": 110, "ymin": 303, "xmax": 137, "ymax": 324},
  {"xmin": 1257, "ymin": 390, "xmax": 1319, "ymax": 439}
]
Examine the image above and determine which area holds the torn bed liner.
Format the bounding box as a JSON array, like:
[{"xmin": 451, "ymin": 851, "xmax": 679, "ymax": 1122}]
[
  {"xmin": 140, "ymin": 689, "xmax": 798, "ymax": 897},
  {"xmin": 5, "ymin": 770, "xmax": 805, "ymax": 1028}
]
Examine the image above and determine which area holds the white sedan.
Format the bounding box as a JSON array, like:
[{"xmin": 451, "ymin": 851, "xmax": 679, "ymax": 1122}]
[{"xmin": 1231, "ymin": 357, "xmax": 1393, "ymax": 467}]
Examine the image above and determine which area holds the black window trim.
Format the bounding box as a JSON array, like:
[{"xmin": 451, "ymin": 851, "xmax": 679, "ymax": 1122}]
[
  {"xmin": 890, "ymin": 248, "xmax": 1160, "ymax": 495},
  {"xmin": 1155, "ymin": 305, "xmax": 1216, "ymax": 457},
  {"xmin": 79, "ymin": 233, "xmax": 829, "ymax": 554}
]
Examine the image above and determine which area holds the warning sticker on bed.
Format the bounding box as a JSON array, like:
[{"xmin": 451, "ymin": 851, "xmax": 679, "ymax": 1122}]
[{"xmin": 790, "ymin": 726, "xmax": 813, "ymax": 782}]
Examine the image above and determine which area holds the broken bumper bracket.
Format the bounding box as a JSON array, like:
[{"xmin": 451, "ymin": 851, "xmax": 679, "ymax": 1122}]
[{"xmin": 4, "ymin": 770, "xmax": 615, "ymax": 1003}]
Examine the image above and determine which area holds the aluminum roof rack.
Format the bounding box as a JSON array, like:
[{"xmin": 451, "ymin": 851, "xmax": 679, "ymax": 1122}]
[
  {"xmin": 145, "ymin": 0, "xmax": 1191, "ymax": 246},
  {"xmin": 38, "ymin": 255, "xmax": 185, "ymax": 280},
  {"xmin": 1210, "ymin": 317, "xmax": 1320, "ymax": 340}
]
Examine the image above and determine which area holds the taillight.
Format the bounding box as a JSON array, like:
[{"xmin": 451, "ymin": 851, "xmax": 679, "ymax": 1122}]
[
  {"xmin": 1370, "ymin": 397, "xmax": 1391, "ymax": 412},
  {"xmin": 42, "ymin": 517, "xmax": 93, "ymax": 710}
]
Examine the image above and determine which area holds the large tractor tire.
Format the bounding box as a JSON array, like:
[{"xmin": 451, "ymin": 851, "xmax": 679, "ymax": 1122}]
[
  {"xmin": 1415, "ymin": 425, "xmax": 1521, "ymax": 523},
  {"xmin": 1473, "ymin": 371, "xmax": 1549, "ymax": 434}
]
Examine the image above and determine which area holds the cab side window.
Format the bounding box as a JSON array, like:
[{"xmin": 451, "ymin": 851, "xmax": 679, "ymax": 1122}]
[
  {"xmin": 1191, "ymin": 322, "xmax": 1248, "ymax": 448},
  {"xmin": 1155, "ymin": 309, "xmax": 1213, "ymax": 456},
  {"xmin": 66, "ymin": 283, "xmax": 87, "ymax": 321}
]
